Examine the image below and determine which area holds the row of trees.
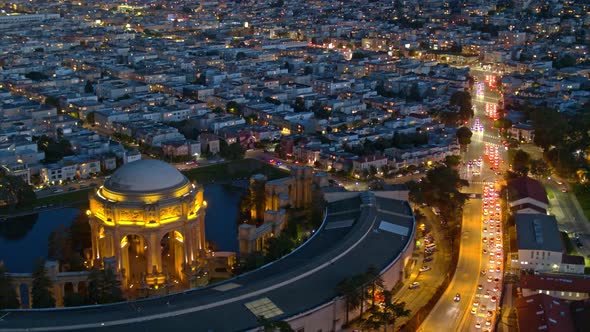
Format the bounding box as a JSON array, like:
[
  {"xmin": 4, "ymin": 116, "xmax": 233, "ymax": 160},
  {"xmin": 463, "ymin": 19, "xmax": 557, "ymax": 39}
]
[
  {"xmin": 36, "ymin": 135, "xmax": 74, "ymax": 164},
  {"xmin": 407, "ymin": 156, "xmax": 469, "ymax": 224},
  {"xmin": 0, "ymin": 260, "xmax": 124, "ymax": 309},
  {"xmin": 509, "ymin": 149, "xmax": 551, "ymax": 179},
  {"xmin": 47, "ymin": 212, "xmax": 92, "ymax": 272},
  {"xmin": 0, "ymin": 168, "xmax": 36, "ymax": 208},
  {"xmin": 336, "ymin": 266, "xmax": 410, "ymax": 331},
  {"xmin": 523, "ymin": 105, "xmax": 590, "ymax": 179}
]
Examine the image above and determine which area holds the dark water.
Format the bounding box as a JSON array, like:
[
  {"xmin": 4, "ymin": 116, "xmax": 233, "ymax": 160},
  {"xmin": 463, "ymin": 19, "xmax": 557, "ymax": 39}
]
[
  {"xmin": 0, "ymin": 185, "xmax": 243, "ymax": 273},
  {"xmin": 203, "ymin": 184, "xmax": 243, "ymax": 253},
  {"xmin": 0, "ymin": 208, "xmax": 79, "ymax": 273}
]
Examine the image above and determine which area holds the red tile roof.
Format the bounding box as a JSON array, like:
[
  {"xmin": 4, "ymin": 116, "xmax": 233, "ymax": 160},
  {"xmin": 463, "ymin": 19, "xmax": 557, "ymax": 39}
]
[
  {"xmin": 508, "ymin": 176, "xmax": 549, "ymax": 204},
  {"xmin": 521, "ymin": 274, "xmax": 590, "ymax": 293},
  {"xmin": 516, "ymin": 293, "xmax": 575, "ymax": 332}
]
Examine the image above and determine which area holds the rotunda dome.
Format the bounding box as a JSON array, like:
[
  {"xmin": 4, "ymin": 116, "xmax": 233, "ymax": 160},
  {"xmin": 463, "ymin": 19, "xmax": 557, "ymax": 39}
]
[{"xmin": 104, "ymin": 159, "xmax": 188, "ymax": 193}]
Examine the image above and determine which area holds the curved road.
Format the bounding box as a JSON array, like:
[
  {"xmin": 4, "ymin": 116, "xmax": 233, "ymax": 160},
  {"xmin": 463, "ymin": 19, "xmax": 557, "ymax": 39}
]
[{"xmin": 418, "ymin": 190, "xmax": 483, "ymax": 332}]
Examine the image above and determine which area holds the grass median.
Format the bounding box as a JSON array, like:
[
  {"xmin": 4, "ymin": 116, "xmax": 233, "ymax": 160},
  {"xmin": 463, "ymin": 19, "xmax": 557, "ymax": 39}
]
[{"xmin": 183, "ymin": 158, "xmax": 289, "ymax": 183}]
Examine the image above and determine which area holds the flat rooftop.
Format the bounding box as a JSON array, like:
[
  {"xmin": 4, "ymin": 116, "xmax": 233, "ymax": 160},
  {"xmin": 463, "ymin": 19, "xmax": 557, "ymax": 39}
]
[{"xmin": 0, "ymin": 191, "xmax": 414, "ymax": 332}]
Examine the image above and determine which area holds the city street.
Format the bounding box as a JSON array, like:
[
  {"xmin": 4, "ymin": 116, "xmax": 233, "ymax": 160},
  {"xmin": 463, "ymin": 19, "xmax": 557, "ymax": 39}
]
[
  {"xmin": 419, "ymin": 69, "xmax": 505, "ymax": 332},
  {"xmin": 393, "ymin": 209, "xmax": 453, "ymax": 329},
  {"xmin": 418, "ymin": 195, "xmax": 483, "ymax": 332}
]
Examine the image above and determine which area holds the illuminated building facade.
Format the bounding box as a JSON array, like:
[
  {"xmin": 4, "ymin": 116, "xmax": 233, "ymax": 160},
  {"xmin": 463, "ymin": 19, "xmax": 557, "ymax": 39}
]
[{"xmin": 88, "ymin": 160, "xmax": 208, "ymax": 293}]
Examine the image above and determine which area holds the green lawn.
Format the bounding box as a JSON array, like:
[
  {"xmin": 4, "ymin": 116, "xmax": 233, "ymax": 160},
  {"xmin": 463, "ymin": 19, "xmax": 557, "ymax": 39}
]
[
  {"xmin": 0, "ymin": 189, "xmax": 92, "ymax": 216},
  {"xmin": 561, "ymin": 231, "xmax": 578, "ymax": 255},
  {"xmin": 183, "ymin": 158, "xmax": 289, "ymax": 183},
  {"xmin": 546, "ymin": 188, "xmax": 555, "ymax": 200},
  {"xmin": 573, "ymin": 184, "xmax": 590, "ymax": 222}
]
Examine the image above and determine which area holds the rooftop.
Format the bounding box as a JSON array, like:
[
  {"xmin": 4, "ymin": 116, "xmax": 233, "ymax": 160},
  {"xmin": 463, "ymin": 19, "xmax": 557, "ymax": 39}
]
[
  {"xmin": 0, "ymin": 191, "xmax": 414, "ymax": 331},
  {"xmin": 515, "ymin": 293, "xmax": 575, "ymax": 332},
  {"xmin": 103, "ymin": 159, "xmax": 188, "ymax": 193},
  {"xmin": 508, "ymin": 176, "xmax": 549, "ymax": 205},
  {"xmin": 515, "ymin": 214, "xmax": 562, "ymax": 252}
]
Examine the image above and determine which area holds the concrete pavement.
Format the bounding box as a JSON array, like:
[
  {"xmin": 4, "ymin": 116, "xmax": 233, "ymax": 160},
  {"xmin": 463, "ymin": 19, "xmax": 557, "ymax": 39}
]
[
  {"xmin": 418, "ymin": 193, "xmax": 483, "ymax": 332},
  {"xmin": 393, "ymin": 208, "xmax": 453, "ymax": 329}
]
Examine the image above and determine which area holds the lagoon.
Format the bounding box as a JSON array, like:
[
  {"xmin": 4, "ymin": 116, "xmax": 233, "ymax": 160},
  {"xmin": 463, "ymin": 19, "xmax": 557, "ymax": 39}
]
[{"xmin": 0, "ymin": 185, "xmax": 243, "ymax": 273}]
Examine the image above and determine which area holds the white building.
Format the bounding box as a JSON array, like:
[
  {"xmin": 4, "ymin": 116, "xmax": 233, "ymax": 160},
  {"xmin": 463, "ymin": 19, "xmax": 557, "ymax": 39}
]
[{"xmin": 515, "ymin": 214, "xmax": 562, "ymax": 272}]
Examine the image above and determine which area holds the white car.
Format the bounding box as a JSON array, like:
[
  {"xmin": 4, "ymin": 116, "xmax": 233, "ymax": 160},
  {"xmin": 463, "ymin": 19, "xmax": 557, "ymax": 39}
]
[
  {"xmin": 419, "ymin": 266, "xmax": 431, "ymax": 272},
  {"xmin": 409, "ymin": 282, "xmax": 420, "ymax": 289}
]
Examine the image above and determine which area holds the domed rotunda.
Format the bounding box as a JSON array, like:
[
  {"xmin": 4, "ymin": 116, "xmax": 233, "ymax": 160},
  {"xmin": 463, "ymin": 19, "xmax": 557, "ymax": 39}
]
[{"xmin": 88, "ymin": 159, "xmax": 208, "ymax": 293}]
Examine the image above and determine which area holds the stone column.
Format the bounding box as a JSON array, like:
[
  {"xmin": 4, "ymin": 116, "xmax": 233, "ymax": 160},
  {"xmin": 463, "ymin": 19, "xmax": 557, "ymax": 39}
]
[
  {"xmin": 14, "ymin": 285, "xmax": 22, "ymax": 308},
  {"xmin": 182, "ymin": 224, "xmax": 192, "ymax": 264},
  {"xmin": 90, "ymin": 223, "xmax": 99, "ymax": 262},
  {"xmin": 55, "ymin": 283, "xmax": 63, "ymax": 307},
  {"xmin": 147, "ymin": 232, "xmax": 161, "ymax": 274},
  {"xmin": 114, "ymin": 231, "xmax": 122, "ymax": 272}
]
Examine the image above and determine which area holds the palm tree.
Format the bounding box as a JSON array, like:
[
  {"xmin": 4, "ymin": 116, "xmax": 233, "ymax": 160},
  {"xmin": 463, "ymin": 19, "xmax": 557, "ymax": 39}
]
[
  {"xmin": 351, "ymin": 273, "xmax": 369, "ymax": 320},
  {"xmin": 256, "ymin": 316, "xmax": 294, "ymax": 332},
  {"xmin": 380, "ymin": 291, "xmax": 410, "ymax": 332},
  {"xmin": 365, "ymin": 265, "xmax": 384, "ymax": 308},
  {"xmin": 336, "ymin": 277, "xmax": 362, "ymax": 326}
]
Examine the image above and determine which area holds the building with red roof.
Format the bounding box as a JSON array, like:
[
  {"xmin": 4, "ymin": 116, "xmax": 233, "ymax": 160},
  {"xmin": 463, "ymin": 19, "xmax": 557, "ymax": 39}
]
[
  {"xmin": 516, "ymin": 293, "xmax": 575, "ymax": 332},
  {"xmin": 507, "ymin": 176, "xmax": 549, "ymax": 214},
  {"xmin": 520, "ymin": 273, "xmax": 590, "ymax": 300}
]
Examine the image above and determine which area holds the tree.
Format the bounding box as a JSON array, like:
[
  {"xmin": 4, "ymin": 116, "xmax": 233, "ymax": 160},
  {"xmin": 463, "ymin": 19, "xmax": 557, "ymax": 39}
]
[
  {"xmin": 407, "ymin": 83, "xmax": 422, "ymax": 102},
  {"xmin": 0, "ymin": 171, "xmax": 36, "ymax": 207},
  {"xmin": 529, "ymin": 159, "xmax": 550, "ymax": 179},
  {"xmin": 25, "ymin": 71, "xmax": 48, "ymax": 81},
  {"xmin": 0, "ymin": 265, "xmax": 19, "ymax": 309},
  {"xmin": 449, "ymin": 91, "xmax": 474, "ymax": 120},
  {"xmin": 456, "ymin": 126, "xmax": 473, "ymax": 149},
  {"xmin": 264, "ymin": 97, "xmax": 281, "ymax": 105},
  {"xmin": 220, "ymin": 141, "xmax": 245, "ymax": 160},
  {"xmin": 44, "ymin": 96, "xmax": 62, "ymax": 112},
  {"xmin": 243, "ymin": 176, "xmax": 266, "ymax": 223},
  {"xmin": 47, "ymin": 211, "xmax": 90, "ymax": 272},
  {"xmin": 264, "ymin": 234, "xmax": 295, "ymax": 262},
  {"xmin": 445, "ymin": 155, "xmax": 462, "ymax": 169},
  {"xmin": 408, "ymin": 164, "xmax": 469, "ymax": 223},
  {"xmin": 87, "ymin": 268, "xmax": 124, "ymax": 304},
  {"xmin": 364, "ymin": 265, "xmax": 384, "ymax": 308},
  {"xmin": 336, "ymin": 277, "xmax": 362, "ymax": 326},
  {"xmin": 556, "ymin": 53, "xmax": 576, "ymax": 69},
  {"xmin": 84, "ymin": 81, "xmax": 94, "ymax": 93},
  {"xmin": 63, "ymin": 292, "xmax": 86, "ymax": 307},
  {"xmin": 379, "ymin": 291, "xmax": 410, "ymax": 332},
  {"xmin": 257, "ymin": 316, "xmax": 294, "ymax": 332},
  {"xmin": 292, "ymin": 97, "xmax": 306, "ymax": 112},
  {"xmin": 236, "ymin": 52, "xmax": 246, "ymax": 61},
  {"xmin": 86, "ymin": 111, "xmax": 96, "ymax": 125},
  {"xmin": 511, "ymin": 149, "xmax": 530, "ymax": 176},
  {"xmin": 352, "ymin": 51, "xmax": 367, "ymax": 59},
  {"xmin": 36, "ymin": 135, "xmax": 74, "ymax": 163},
  {"xmin": 233, "ymin": 252, "xmax": 265, "ymax": 275},
  {"xmin": 529, "ymin": 107, "xmax": 568, "ymax": 150},
  {"xmin": 31, "ymin": 260, "xmax": 55, "ymax": 308},
  {"xmin": 493, "ymin": 117, "xmax": 512, "ymax": 131},
  {"xmin": 226, "ymin": 101, "xmax": 242, "ymax": 115}
]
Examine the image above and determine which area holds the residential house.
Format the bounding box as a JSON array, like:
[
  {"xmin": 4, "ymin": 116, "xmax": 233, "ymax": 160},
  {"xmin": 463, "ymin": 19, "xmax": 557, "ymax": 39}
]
[{"xmin": 507, "ymin": 177, "xmax": 549, "ymax": 214}]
